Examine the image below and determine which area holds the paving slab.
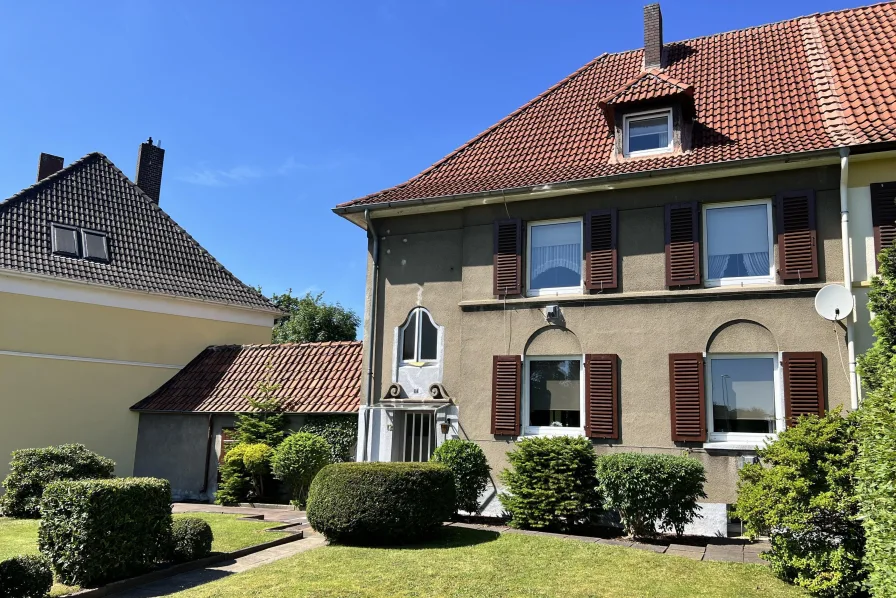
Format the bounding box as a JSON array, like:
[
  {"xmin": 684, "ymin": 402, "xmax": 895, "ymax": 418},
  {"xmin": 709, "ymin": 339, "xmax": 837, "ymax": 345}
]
[
  {"xmin": 667, "ymin": 543, "xmax": 704, "ymax": 553},
  {"xmin": 630, "ymin": 542, "xmax": 667, "ymax": 553},
  {"xmin": 666, "ymin": 549, "xmax": 705, "ymax": 560}
]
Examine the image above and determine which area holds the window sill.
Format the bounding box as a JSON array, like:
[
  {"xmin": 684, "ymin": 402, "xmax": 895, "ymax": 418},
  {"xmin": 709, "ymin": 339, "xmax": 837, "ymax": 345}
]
[
  {"xmin": 522, "ymin": 427, "xmax": 585, "ymax": 438},
  {"xmin": 702, "ymin": 441, "xmax": 765, "ymax": 452},
  {"xmin": 460, "ymin": 283, "xmax": 826, "ymax": 310}
]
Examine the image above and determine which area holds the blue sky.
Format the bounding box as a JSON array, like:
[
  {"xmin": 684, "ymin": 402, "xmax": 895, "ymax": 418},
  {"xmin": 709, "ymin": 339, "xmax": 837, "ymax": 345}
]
[{"xmin": 0, "ymin": 0, "xmax": 868, "ymax": 322}]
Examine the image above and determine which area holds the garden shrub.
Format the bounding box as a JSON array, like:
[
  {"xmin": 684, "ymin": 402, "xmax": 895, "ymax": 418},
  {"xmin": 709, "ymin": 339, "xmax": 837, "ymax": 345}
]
[
  {"xmin": 735, "ymin": 413, "xmax": 864, "ymax": 598},
  {"xmin": 0, "ymin": 555, "xmax": 53, "ymax": 598},
  {"xmin": 169, "ymin": 518, "xmax": 214, "ymax": 562},
  {"xmin": 431, "ymin": 439, "xmax": 491, "ymax": 514},
  {"xmin": 307, "ymin": 462, "xmax": 454, "ymax": 545},
  {"xmin": 39, "ymin": 477, "xmax": 172, "ymax": 587},
  {"xmin": 234, "ymin": 378, "xmax": 288, "ymax": 446},
  {"xmin": 299, "ymin": 415, "xmax": 358, "ymax": 462},
  {"xmin": 856, "ymin": 244, "xmax": 896, "ymax": 598},
  {"xmin": 0, "ymin": 443, "xmax": 115, "ymax": 518},
  {"xmin": 595, "ymin": 452, "xmax": 706, "ymax": 538},
  {"xmin": 215, "ymin": 443, "xmax": 272, "ymax": 504},
  {"xmin": 270, "ymin": 432, "xmax": 332, "ymax": 507},
  {"xmin": 499, "ymin": 436, "xmax": 601, "ymax": 532}
]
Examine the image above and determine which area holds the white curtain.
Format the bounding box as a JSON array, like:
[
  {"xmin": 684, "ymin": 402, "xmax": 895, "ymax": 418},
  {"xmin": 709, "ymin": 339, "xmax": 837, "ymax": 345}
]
[
  {"xmin": 708, "ymin": 255, "xmax": 730, "ymax": 279},
  {"xmin": 531, "ymin": 243, "xmax": 580, "ymax": 280},
  {"xmin": 742, "ymin": 252, "xmax": 770, "ymax": 277}
]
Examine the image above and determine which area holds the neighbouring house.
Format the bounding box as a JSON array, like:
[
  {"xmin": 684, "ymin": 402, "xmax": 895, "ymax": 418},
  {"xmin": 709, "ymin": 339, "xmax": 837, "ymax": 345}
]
[
  {"xmin": 333, "ymin": 2, "xmax": 896, "ymax": 535},
  {"xmin": 130, "ymin": 341, "xmax": 361, "ymax": 501},
  {"xmin": 0, "ymin": 140, "xmax": 283, "ymax": 481}
]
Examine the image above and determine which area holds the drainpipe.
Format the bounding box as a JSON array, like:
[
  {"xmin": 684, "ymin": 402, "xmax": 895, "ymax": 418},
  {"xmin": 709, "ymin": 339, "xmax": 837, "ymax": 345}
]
[
  {"xmin": 839, "ymin": 147, "xmax": 859, "ymax": 410},
  {"xmin": 361, "ymin": 210, "xmax": 380, "ymax": 461}
]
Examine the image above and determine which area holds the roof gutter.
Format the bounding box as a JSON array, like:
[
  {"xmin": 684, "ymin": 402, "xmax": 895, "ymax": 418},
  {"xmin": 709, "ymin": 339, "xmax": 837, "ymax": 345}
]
[
  {"xmin": 333, "ymin": 147, "xmax": 845, "ymax": 222},
  {"xmin": 359, "ymin": 209, "xmax": 380, "ymax": 462}
]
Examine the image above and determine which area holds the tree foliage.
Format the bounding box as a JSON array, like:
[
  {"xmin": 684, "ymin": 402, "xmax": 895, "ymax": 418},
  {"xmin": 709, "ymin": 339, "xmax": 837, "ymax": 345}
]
[
  {"xmin": 271, "ymin": 291, "xmax": 360, "ymax": 344},
  {"xmin": 735, "ymin": 413, "xmax": 865, "ymax": 598},
  {"xmin": 856, "ymin": 244, "xmax": 896, "ymax": 597},
  {"xmin": 234, "ymin": 374, "xmax": 288, "ymax": 447}
]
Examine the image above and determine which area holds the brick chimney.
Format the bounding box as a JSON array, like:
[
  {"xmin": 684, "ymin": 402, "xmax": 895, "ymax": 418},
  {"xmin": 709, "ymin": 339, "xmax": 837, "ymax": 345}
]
[
  {"xmin": 643, "ymin": 3, "xmax": 664, "ymax": 70},
  {"xmin": 37, "ymin": 153, "xmax": 64, "ymax": 182},
  {"xmin": 135, "ymin": 137, "xmax": 165, "ymax": 204}
]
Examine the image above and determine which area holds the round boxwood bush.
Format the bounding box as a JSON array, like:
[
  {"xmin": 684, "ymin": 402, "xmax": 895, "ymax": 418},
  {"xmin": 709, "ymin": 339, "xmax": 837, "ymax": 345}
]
[
  {"xmin": 271, "ymin": 432, "xmax": 332, "ymax": 508},
  {"xmin": 307, "ymin": 462, "xmax": 455, "ymax": 545},
  {"xmin": 0, "ymin": 554, "xmax": 53, "ymax": 598},
  {"xmin": 431, "ymin": 439, "xmax": 490, "ymax": 514},
  {"xmin": 169, "ymin": 518, "xmax": 214, "ymax": 563}
]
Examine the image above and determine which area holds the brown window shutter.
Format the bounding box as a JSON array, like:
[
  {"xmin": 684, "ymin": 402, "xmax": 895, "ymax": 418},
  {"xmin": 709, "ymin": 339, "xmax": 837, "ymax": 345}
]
[
  {"xmin": 871, "ymin": 182, "xmax": 896, "ymax": 268},
  {"xmin": 585, "ymin": 354, "xmax": 619, "ymax": 439},
  {"xmin": 783, "ymin": 352, "xmax": 824, "ymax": 424},
  {"xmin": 665, "ymin": 202, "xmax": 700, "ymax": 287},
  {"xmin": 776, "ymin": 190, "xmax": 818, "ymax": 280},
  {"xmin": 669, "ymin": 353, "xmax": 706, "ymax": 442},
  {"xmin": 493, "ymin": 218, "xmax": 523, "ymax": 297},
  {"xmin": 492, "ymin": 355, "xmax": 521, "ymax": 436},
  {"xmin": 585, "ymin": 209, "xmax": 618, "ymax": 291}
]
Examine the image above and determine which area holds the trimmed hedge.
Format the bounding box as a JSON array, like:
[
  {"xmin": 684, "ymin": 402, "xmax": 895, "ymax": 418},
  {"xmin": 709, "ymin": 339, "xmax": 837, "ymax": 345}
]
[
  {"xmin": 431, "ymin": 439, "xmax": 491, "ymax": 514},
  {"xmin": 0, "ymin": 555, "xmax": 53, "ymax": 598},
  {"xmin": 39, "ymin": 478, "xmax": 172, "ymax": 587},
  {"xmin": 595, "ymin": 452, "xmax": 707, "ymax": 538},
  {"xmin": 169, "ymin": 518, "xmax": 214, "ymax": 563},
  {"xmin": 0, "ymin": 444, "xmax": 115, "ymax": 518},
  {"xmin": 735, "ymin": 414, "xmax": 864, "ymax": 598},
  {"xmin": 307, "ymin": 462, "xmax": 454, "ymax": 545},
  {"xmin": 500, "ymin": 436, "xmax": 601, "ymax": 532}
]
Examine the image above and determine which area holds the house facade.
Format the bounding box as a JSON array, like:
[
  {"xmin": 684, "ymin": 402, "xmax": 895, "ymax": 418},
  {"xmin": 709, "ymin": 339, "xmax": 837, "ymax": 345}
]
[
  {"xmin": 131, "ymin": 341, "xmax": 361, "ymax": 501},
  {"xmin": 0, "ymin": 142, "xmax": 282, "ymax": 481},
  {"xmin": 335, "ymin": 2, "xmax": 896, "ymax": 534}
]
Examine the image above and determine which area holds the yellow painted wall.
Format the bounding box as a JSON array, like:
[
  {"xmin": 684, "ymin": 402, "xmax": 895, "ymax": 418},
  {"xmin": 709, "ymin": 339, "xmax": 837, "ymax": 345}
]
[{"xmin": 0, "ymin": 291, "xmax": 273, "ymax": 479}]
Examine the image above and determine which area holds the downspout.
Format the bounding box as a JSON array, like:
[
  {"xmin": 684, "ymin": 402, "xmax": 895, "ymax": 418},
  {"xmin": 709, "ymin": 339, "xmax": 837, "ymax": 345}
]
[
  {"xmin": 361, "ymin": 209, "xmax": 380, "ymax": 461},
  {"xmin": 839, "ymin": 147, "xmax": 859, "ymax": 409}
]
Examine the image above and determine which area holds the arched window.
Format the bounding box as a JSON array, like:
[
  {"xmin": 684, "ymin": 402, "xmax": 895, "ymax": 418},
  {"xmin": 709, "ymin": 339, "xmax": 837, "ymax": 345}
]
[{"xmin": 400, "ymin": 308, "xmax": 438, "ymax": 363}]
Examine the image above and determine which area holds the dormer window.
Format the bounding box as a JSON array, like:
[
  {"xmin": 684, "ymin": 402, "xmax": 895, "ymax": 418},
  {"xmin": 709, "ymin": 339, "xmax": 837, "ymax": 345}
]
[{"xmin": 623, "ymin": 109, "xmax": 672, "ymax": 157}]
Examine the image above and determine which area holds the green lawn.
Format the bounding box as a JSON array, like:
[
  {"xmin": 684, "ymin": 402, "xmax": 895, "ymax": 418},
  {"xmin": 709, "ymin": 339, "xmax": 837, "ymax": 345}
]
[
  {"xmin": 166, "ymin": 527, "xmax": 806, "ymax": 598},
  {"xmin": 0, "ymin": 512, "xmax": 288, "ymax": 596}
]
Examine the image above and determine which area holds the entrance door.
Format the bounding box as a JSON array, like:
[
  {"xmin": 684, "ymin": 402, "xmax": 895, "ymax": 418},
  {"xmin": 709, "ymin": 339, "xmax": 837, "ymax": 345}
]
[{"xmin": 403, "ymin": 412, "xmax": 435, "ymax": 462}]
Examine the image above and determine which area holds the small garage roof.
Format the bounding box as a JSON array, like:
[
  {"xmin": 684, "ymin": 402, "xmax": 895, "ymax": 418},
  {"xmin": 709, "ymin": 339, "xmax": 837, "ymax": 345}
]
[{"xmin": 132, "ymin": 341, "xmax": 361, "ymax": 414}]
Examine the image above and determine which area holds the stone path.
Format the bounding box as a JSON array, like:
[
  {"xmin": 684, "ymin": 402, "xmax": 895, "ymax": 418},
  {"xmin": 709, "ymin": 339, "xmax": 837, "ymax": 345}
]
[
  {"xmin": 111, "ymin": 535, "xmax": 326, "ymax": 597},
  {"xmin": 448, "ymin": 522, "xmax": 770, "ymax": 564}
]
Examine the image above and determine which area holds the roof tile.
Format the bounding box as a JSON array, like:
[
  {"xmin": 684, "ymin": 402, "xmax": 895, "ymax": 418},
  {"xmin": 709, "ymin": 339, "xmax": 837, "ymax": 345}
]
[
  {"xmin": 132, "ymin": 341, "xmax": 362, "ymax": 414},
  {"xmin": 340, "ymin": 3, "xmax": 896, "ymax": 208}
]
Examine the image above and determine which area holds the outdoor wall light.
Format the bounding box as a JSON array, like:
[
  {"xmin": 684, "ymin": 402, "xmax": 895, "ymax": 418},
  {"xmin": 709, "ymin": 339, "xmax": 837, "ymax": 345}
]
[{"xmin": 440, "ymin": 422, "xmax": 450, "ymax": 435}]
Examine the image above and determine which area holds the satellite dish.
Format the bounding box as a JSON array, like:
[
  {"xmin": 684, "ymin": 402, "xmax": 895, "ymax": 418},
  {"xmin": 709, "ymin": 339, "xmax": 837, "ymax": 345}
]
[{"xmin": 815, "ymin": 284, "xmax": 853, "ymax": 321}]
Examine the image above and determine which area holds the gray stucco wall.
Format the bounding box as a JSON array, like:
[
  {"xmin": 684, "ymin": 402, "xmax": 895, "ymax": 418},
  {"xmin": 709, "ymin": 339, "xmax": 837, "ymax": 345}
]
[
  {"xmin": 361, "ymin": 164, "xmax": 851, "ymax": 506},
  {"xmin": 134, "ymin": 413, "xmax": 310, "ymax": 501}
]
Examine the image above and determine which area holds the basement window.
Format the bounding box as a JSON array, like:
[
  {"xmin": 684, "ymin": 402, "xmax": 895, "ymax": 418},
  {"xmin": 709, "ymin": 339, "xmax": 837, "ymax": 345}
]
[
  {"xmin": 51, "ymin": 224, "xmax": 80, "ymax": 257},
  {"xmin": 82, "ymin": 230, "xmax": 110, "ymax": 263},
  {"xmin": 623, "ymin": 109, "xmax": 673, "ymax": 157}
]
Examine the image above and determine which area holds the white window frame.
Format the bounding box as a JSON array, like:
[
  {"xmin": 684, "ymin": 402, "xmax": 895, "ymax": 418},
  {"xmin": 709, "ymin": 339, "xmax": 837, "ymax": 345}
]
[
  {"xmin": 705, "ymin": 352, "xmax": 785, "ymax": 447},
  {"xmin": 623, "ymin": 108, "xmax": 673, "ymax": 158},
  {"xmin": 398, "ymin": 307, "xmax": 439, "ymax": 365},
  {"xmin": 702, "ymin": 199, "xmax": 775, "ymax": 288},
  {"xmin": 526, "ymin": 218, "xmax": 583, "ymax": 297},
  {"xmin": 522, "ymin": 355, "xmax": 585, "ymax": 437}
]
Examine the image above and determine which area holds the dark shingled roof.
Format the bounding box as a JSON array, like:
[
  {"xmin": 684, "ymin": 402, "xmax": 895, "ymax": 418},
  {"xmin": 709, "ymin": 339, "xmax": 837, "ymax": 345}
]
[
  {"xmin": 338, "ymin": 2, "xmax": 896, "ymax": 208},
  {"xmin": 0, "ymin": 152, "xmax": 278, "ymax": 312},
  {"xmin": 132, "ymin": 341, "xmax": 362, "ymax": 414}
]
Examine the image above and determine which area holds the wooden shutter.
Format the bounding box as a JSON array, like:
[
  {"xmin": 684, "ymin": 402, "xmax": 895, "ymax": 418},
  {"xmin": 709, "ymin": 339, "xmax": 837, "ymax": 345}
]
[
  {"xmin": 783, "ymin": 352, "xmax": 824, "ymax": 424},
  {"xmin": 669, "ymin": 353, "xmax": 706, "ymax": 442},
  {"xmin": 665, "ymin": 202, "xmax": 701, "ymax": 287},
  {"xmin": 493, "ymin": 218, "xmax": 523, "ymax": 297},
  {"xmin": 871, "ymin": 182, "xmax": 896, "ymax": 268},
  {"xmin": 776, "ymin": 190, "xmax": 818, "ymax": 280},
  {"xmin": 492, "ymin": 355, "xmax": 521, "ymax": 436},
  {"xmin": 585, "ymin": 354, "xmax": 619, "ymax": 439},
  {"xmin": 585, "ymin": 209, "xmax": 618, "ymax": 291}
]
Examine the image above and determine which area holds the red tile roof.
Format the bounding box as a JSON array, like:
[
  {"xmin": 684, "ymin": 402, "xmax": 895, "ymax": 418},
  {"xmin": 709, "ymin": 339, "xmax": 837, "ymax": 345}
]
[
  {"xmin": 338, "ymin": 2, "xmax": 896, "ymax": 209},
  {"xmin": 132, "ymin": 342, "xmax": 361, "ymax": 414},
  {"xmin": 600, "ymin": 70, "xmax": 693, "ymax": 107}
]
